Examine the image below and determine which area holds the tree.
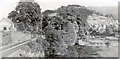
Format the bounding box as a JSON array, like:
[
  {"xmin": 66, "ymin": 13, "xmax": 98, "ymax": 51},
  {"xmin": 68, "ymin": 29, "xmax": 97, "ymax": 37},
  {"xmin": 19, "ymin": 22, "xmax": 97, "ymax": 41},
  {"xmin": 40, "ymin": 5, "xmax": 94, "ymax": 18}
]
[
  {"xmin": 8, "ymin": 2, "xmax": 41, "ymax": 34},
  {"xmin": 41, "ymin": 5, "xmax": 93, "ymax": 57}
]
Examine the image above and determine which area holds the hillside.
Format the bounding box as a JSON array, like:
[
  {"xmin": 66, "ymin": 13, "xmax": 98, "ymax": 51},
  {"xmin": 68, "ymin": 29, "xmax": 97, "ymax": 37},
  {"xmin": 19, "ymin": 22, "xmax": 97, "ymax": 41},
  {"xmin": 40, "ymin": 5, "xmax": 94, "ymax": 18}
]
[
  {"xmin": 87, "ymin": 14, "xmax": 118, "ymax": 36},
  {"xmin": 88, "ymin": 6, "xmax": 118, "ymax": 19}
]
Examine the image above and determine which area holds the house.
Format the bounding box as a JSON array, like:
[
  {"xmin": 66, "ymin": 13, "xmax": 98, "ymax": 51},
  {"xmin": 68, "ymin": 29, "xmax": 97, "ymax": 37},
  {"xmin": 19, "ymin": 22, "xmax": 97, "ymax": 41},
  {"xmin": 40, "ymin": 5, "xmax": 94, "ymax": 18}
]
[
  {"xmin": 0, "ymin": 18, "xmax": 16, "ymax": 32},
  {"xmin": 78, "ymin": 40, "xmax": 86, "ymax": 45}
]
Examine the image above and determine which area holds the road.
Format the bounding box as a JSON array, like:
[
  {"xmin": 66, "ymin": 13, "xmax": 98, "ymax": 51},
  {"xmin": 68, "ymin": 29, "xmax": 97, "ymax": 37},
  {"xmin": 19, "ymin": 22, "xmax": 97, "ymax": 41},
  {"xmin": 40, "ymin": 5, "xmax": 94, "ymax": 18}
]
[
  {"xmin": 97, "ymin": 46, "xmax": 118, "ymax": 57},
  {"xmin": 81, "ymin": 36, "xmax": 118, "ymax": 57},
  {"xmin": 0, "ymin": 34, "xmax": 38, "ymax": 57}
]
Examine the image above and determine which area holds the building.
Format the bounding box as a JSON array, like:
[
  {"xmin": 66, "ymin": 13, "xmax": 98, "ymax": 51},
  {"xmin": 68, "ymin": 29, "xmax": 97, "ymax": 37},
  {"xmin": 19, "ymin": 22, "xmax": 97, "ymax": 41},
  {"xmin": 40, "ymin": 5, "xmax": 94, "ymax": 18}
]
[
  {"xmin": 105, "ymin": 37, "xmax": 118, "ymax": 41},
  {"xmin": 0, "ymin": 18, "xmax": 16, "ymax": 32},
  {"xmin": 78, "ymin": 40, "xmax": 86, "ymax": 45},
  {"xmin": 20, "ymin": 0, "xmax": 34, "ymax": 2}
]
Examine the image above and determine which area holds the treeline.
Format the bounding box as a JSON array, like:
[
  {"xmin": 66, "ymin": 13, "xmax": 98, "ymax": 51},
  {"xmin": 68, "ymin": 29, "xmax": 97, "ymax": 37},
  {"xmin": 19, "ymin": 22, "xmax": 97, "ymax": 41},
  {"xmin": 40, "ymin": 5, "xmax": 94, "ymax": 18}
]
[{"xmin": 7, "ymin": 2, "xmax": 95, "ymax": 57}]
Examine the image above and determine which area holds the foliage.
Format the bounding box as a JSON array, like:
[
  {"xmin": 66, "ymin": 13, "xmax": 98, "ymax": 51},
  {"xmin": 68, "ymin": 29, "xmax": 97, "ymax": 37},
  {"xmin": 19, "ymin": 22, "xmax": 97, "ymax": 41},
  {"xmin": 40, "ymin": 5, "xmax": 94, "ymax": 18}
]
[
  {"xmin": 41, "ymin": 5, "xmax": 93, "ymax": 57},
  {"xmin": 8, "ymin": 2, "xmax": 41, "ymax": 34}
]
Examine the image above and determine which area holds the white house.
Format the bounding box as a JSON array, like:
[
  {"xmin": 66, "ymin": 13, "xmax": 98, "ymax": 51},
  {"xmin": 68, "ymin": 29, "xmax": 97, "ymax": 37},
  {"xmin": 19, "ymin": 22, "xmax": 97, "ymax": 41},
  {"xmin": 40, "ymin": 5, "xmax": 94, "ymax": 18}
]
[
  {"xmin": 0, "ymin": 18, "xmax": 16, "ymax": 32},
  {"xmin": 78, "ymin": 40, "xmax": 86, "ymax": 45}
]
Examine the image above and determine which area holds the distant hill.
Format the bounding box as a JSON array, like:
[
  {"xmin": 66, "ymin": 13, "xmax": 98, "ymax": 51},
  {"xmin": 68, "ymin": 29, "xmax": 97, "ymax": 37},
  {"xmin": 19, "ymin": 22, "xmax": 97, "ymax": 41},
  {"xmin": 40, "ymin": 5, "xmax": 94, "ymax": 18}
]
[{"xmin": 88, "ymin": 6, "xmax": 118, "ymax": 19}]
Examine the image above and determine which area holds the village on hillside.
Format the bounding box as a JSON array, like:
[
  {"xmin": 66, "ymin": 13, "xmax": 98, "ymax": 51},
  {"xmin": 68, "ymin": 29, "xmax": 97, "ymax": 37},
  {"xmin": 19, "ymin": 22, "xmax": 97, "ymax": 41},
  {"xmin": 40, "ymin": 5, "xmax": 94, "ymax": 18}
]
[{"xmin": 0, "ymin": 0, "xmax": 119, "ymax": 58}]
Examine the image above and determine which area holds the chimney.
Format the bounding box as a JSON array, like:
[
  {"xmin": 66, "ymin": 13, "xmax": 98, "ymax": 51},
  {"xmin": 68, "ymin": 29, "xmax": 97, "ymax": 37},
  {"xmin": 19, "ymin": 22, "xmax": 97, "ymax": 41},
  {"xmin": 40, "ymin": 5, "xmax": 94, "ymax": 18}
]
[{"xmin": 20, "ymin": 0, "xmax": 34, "ymax": 2}]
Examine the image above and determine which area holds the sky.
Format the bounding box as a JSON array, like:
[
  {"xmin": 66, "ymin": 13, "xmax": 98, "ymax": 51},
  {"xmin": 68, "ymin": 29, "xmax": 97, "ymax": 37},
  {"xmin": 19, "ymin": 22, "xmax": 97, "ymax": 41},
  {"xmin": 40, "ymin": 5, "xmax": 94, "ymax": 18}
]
[{"xmin": 0, "ymin": 0, "xmax": 119, "ymax": 21}]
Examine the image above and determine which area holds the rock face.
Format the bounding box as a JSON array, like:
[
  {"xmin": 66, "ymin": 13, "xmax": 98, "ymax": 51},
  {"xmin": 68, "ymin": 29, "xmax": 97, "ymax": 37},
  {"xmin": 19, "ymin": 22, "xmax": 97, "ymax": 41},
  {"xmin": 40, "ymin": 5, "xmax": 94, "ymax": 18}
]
[{"xmin": 42, "ymin": 5, "xmax": 93, "ymax": 57}]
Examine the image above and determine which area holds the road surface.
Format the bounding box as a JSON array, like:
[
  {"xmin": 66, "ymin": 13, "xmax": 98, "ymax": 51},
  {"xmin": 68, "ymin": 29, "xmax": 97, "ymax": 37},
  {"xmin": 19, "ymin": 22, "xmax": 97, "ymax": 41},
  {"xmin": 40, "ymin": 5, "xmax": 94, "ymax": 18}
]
[{"xmin": 0, "ymin": 34, "xmax": 38, "ymax": 57}]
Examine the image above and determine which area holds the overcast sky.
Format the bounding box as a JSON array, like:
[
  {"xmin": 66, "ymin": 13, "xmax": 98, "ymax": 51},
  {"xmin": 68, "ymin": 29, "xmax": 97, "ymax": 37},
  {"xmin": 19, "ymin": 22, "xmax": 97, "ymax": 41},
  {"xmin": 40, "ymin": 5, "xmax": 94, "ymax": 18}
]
[{"xmin": 0, "ymin": 0, "xmax": 119, "ymax": 21}]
